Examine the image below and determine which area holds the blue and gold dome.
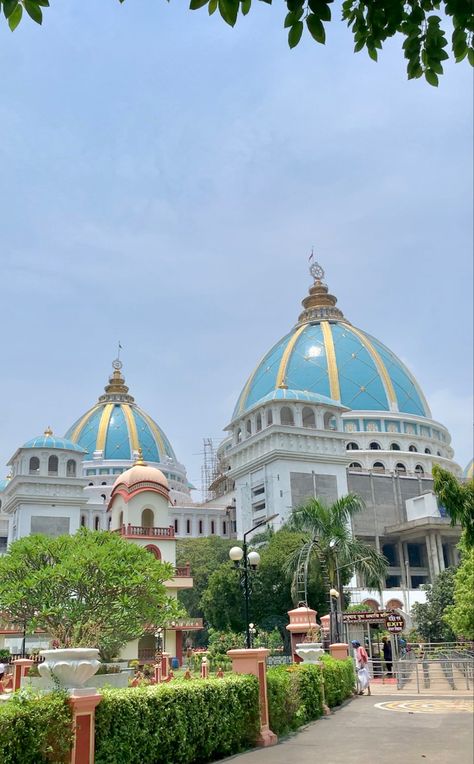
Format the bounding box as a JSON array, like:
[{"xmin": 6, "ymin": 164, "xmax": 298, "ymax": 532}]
[
  {"xmin": 65, "ymin": 361, "xmax": 177, "ymax": 464},
  {"xmin": 233, "ymin": 263, "xmax": 431, "ymax": 421}
]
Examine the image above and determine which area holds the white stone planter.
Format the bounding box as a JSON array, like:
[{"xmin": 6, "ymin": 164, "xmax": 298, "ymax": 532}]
[
  {"xmin": 295, "ymin": 642, "xmax": 325, "ymax": 665},
  {"xmin": 38, "ymin": 648, "xmax": 100, "ymax": 689}
]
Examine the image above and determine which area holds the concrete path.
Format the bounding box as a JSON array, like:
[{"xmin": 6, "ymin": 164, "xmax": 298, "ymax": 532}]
[{"xmin": 226, "ymin": 694, "xmax": 474, "ymax": 764}]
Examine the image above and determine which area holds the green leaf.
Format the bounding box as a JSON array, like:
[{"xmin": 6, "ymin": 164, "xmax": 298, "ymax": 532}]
[
  {"xmin": 190, "ymin": 0, "xmax": 209, "ymax": 9},
  {"xmin": 306, "ymin": 13, "xmax": 326, "ymax": 44},
  {"xmin": 425, "ymin": 68, "xmax": 439, "ymax": 86},
  {"xmin": 308, "ymin": 0, "xmax": 331, "ymax": 21},
  {"xmin": 3, "ymin": 0, "xmax": 18, "ymax": 19},
  {"xmin": 288, "ymin": 20, "xmax": 303, "ymax": 48},
  {"xmin": 208, "ymin": 0, "xmax": 218, "ymax": 14},
  {"xmin": 368, "ymin": 46, "xmax": 378, "ymax": 61},
  {"xmin": 241, "ymin": 0, "xmax": 251, "ymax": 15},
  {"xmin": 24, "ymin": 0, "xmax": 42, "ymax": 23},
  {"xmin": 218, "ymin": 0, "xmax": 239, "ymax": 26},
  {"xmin": 468, "ymin": 48, "xmax": 474, "ymax": 67},
  {"xmin": 8, "ymin": 1, "xmax": 21, "ymax": 29}
]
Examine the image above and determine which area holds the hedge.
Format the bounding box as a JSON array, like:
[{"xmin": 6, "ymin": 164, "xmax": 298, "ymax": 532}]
[
  {"xmin": 267, "ymin": 657, "xmax": 355, "ymax": 737},
  {"xmin": 0, "ymin": 690, "xmax": 73, "ymax": 764},
  {"xmin": 94, "ymin": 674, "xmax": 260, "ymax": 764}
]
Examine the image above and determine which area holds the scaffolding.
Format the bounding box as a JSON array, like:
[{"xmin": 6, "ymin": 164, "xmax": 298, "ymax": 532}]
[{"xmin": 200, "ymin": 438, "xmax": 218, "ymax": 502}]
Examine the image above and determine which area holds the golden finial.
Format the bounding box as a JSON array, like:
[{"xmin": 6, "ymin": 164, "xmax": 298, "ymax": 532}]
[
  {"xmin": 133, "ymin": 447, "xmax": 147, "ymax": 467},
  {"xmin": 44, "ymin": 426, "xmax": 53, "ymax": 437}
]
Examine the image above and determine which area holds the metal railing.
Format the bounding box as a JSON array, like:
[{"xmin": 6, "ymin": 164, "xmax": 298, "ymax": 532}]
[{"xmin": 392, "ymin": 656, "xmax": 474, "ymax": 693}]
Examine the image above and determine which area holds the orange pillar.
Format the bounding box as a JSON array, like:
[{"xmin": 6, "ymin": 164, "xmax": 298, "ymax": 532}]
[
  {"xmin": 330, "ymin": 643, "xmax": 349, "ymax": 660},
  {"xmin": 227, "ymin": 648, "xmax": 277, "ymax": 748},
  {"xmin": 161, "ymin": 652, "xmax": 170, "ymax": 679},
  {"xmin": 12, "ymin": 659, "xmax": 35, "ymax": 691},
  {"xmin": 68, "ymin": 691, "xmax": 102, "ymax": 764}
]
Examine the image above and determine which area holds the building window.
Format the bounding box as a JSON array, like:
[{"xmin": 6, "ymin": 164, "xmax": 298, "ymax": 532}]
[
  {"xmin": 80, "ymin": 515, "xmax": 86, "ymax": 527},
  {"xmin": 424, "ymin": 448, "xmax": 431, "ymax": 454},
  {"xmin": 280, "ymin": 406, "xmax": 294, "ymax": 426},
  {"xmin": 385, "ymin": 575, "xmax": 401, "ymax": 588},
  {"xmin": 266, "ymin": 409, "xmax": 273, "ymax": 426},
  {"xmin": 349, "ymin": 462, "xmax": 362, "ymax": 469},
  {"xmin": 145, "ymin": 545, "xmax": 161, "ymax": 559},
  {"xmin": 198, "ymin": 520, "xmax": 203, "ymax": 535},
  {"xmin": 415, "ymin": 464, "xmax": 424, "ymax": 474},
  {"xmin": 437, "ymin": 451, "xmax": 442, "ymax": 456},
  {"xmin": 174, "ymin": 519, "xmax": 179, "ymax": 533},
  {"xmin": 346, "ymin": 442, "xmax": 359, "ymax": 450},
  {"xmin": 29, "ymin": 456, "xmax": 40, "ymax": 474},
  {"xmin": 256, "ymin": 413, "xmax": 262, "ymax": 432},
  {"xmin": 101, "ymin": 481, "xmax": 107, "ymax": 486},
  {"xmin": 409, "ymin": 445, "xmax": 418, "ymax": 452},
  {"xmin": 407, "ymin": 543, "xmax": 425, "ymax": 567},
  {"xmin": 302, "ymin": 407, "xmax": 316, "ymax": 428},
  {"xmin": 211, "ymin": 520, "xmax": 215, "ymax": 534},
  {"xmin": 369, "ymin": 442, "xmax": 381, "ymax": 450},
  {"xmin": 373, "ymin": 461, "xmax": 385, "ymax": 471},
  {"xmin": 94, "ymin": 517, "xmax": 100, "ymax": 530},
  {"xmin": 324, "ymin": 412, "xmax": 337, "ymax": 430},
  {"xmin": 141, "ymin": 508, "xmax": 154, "ymax": 529},
  {"xmin": 48, "ymin": 455, "xmax": 58, "ymax": 475},
  {"xmin": 382, "ymin": 543, "xmax": 398, "ymax": 566},
  {"xmin": 222, "ymin": 521, "xmax": 227, "ymax": 535},
  {"xmin": 186, "ymin": 519, "xmax": 191, "ymax": 534},
  {"xmin": 236, "ymin": 429, "xmax": 242, "ymax": 443},
  {"xmin": 88, "ymin": 482, "xmax": 94, "ymax": 487},
  {"xmin": 246, "ymin": 419, "xmax": 252, "ymax": 436},
  {"xmin": 395, "ymin": 463, "xmax": 406, "ymax": 474},
  {"xmin": 66, "ymin": 460, "xmax": 76, "ymax": 477},
  {"xmin": 390, "ymin": 443, "xmax": 400, "ymax": 451}
]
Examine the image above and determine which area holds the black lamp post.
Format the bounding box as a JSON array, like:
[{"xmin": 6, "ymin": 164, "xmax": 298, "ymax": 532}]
[
  {"xmin": 154, "ymin": 627, "xmax": 163, "ymax": 661},
  {"xmin": 229, "ymin": 513, "xmax": 278, "ymax": 649}
]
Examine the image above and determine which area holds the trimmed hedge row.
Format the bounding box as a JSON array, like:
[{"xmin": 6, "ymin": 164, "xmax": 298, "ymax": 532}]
[
  {"xmin": 94, "ymin": 674, "xmax": 260, "ymax": 764},
  {"xmin": 267, "ymin": 656, "xmax": 355, "ymax": 736},
  {"xmin": 0, "ymin": 690, "xmax": 73, "ymax": 764}
]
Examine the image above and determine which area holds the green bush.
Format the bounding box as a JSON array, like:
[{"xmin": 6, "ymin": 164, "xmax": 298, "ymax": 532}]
[
  {"xmin": 267, "ymin": 658, "xmax": 355, "ymax": 737},
  {"xmin": 320, "ymin": 655, "xmax": 355, "ymax": 707},
  {"xmin": 95, "ymin": 674, "xmax": 260, "ymax": 764},
  {"xmin": 0, "ymin": 690, "xmax": 73, "ymax": 764}
]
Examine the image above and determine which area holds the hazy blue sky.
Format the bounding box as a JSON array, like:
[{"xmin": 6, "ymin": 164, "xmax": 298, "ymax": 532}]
[{"xmin": 0, "ymin": 1, "xmax": 472, "ymax": 494}]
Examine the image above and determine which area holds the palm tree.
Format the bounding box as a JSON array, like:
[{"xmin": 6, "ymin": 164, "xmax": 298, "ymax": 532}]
[{"xmin": 285, "ymin": 494, "xmax": 389, "ymax": 605}]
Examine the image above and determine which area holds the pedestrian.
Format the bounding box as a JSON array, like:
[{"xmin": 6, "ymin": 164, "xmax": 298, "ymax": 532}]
[
  {"xmin": 351, "ymin": 640, "xmax": 371, "ymax": 696},
  {"xmin": 382, "ymin": 637, "xmax": 393, "ymax": 676},
  {"xmin": 0, "ymin": 661, "xmax": 5, "ymax": 681}
]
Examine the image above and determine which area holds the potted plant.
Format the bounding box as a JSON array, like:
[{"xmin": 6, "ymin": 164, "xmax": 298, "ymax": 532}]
[{"xmin": 295, "ymin": 625, "xmax": 325, "ymax": 665}]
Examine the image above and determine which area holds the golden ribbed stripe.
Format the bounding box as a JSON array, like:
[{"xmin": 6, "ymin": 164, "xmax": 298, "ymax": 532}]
[
  {"xmin": 96, "ymin": 403, "xmax": 114, "ymax": 451},
  {"xmin": 343, "ymin": 323, "xmax": 397, "ymax": 409},
  {"xmin": 275, "ymin": 325, "xmax": 306, "ymax": 389},
  {"xmin": 122, "ymin": 404, "xmax": 140, "ymax": 452},
  {"xmin": 321, "ymin": 321, "xmax": 341, "ymax": 401},
  {"xmin": 138, "ymin": 407, "xmax": 166, "ymax": 458},
  {"xmin": 69, "ymin": 405, "xmax": 99, "ymax": 443}
]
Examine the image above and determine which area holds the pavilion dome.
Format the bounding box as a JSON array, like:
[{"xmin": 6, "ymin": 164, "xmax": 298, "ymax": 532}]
[
  {"xmin": 232, "ymin": 261, "xmax": 432, "ymax": 422},
  {"xmin": 22, "ymin": 428, "xmax": 87, "ymax": 453},
  {"xmin": 65, "ymin": 360, "xmax": 177, "ymax": 464},
  {"xmin": 109, "ymin": 455, "xmax": 170, "ymax": 504}
]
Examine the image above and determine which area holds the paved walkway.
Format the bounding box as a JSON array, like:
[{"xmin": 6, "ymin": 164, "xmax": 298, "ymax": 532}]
[{"xmin": 226, "ymin": 693, "xmax": 474, "ymax": 764}]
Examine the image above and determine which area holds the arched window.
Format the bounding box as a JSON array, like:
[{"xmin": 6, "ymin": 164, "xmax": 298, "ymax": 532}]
[
  {"xmin": 437, "ymin": 451, "xmax": 442, "ymax": 456},
  {"xmin": 346, "ymin": 442, "xmax": 359, "ymax": 450},
  {"xmin": 174, "ymin": 518, "xmax": 179, "ymax": 533},
  {"xmin": 94, "ymin": 516, "xmax": 100, "ymax": 530},
  {"xmin": 80, "ymin": 515, "xmax": 86, "ymax": 527},
  {"xmin": 236, "ymin": 428, "xmax": 242, "ymax": 443},
  {"xmin": 29, "ymin": 456, "xmax": 40, "ymax": 474},
  {"xmin": 324, "ymin": 412, "xmax": 337, "ymax": 430},
  {"xmin": 395, "ymin": 463, "xmax": 406, "ymax": 474},
  {"xmin": 369, "ymin": 442, "xmax": 381, "ymax": 450},
  {"xmin": 373, "ymin": 461, "xmax": 385, "ymax": 471},
  {"xmin": 415, "ymin": 464, "xmax": 424, "ymax": 475},
  {"xmin": 223, "ymin": 520, "xmax": 227, "ymax": 535},
  {"xmin": 246, "ymin": 419, "xmax": 252, "ymax": 436},
  {"xmin": 66, "ymin": 460, "xmax": 76, "ymax": 477},
  {"xmin": 390, "ymin": 443, "xmax": 401, "ymax": 451},
  {"xmin": 266, "ymin": 409, "xmax": 273, "ymax": 426},
  {"xmin": 88, "ymin": 482, "xmax": 94, "ymax": 487},
  {"xmin": 280, "ymin": 406, "xmax": 294, "ymax": 426},
  {"xmin": 302, "ymin": 407, "xmax": 316, "ymax": 428},
  {"xmin": 409, "ymin": 445, "xmax": 418, "ymax": 452},
  {"xmin": 424, "ymin": 448, "xmax": 431, "ymax": 454},
  {"xmin": 198, "ymin": 520, "xmax": 203, "ymax": 535},
  {"xmin": 119, "ymin": 510, "xmax": 124, "ymax": 528},
  {"xmin": 256, "ymin": 413, "xmax": 262, "ymax": 432},
  {"xmin": 101, "ymin": 494, "xmax": 106, "ymax": 501},
  {"xmin": 211, "ymin": 520, "xmax": 215, "ymax": 534},
  {"xmin": 108, "ymin": 516, "xmax": 112, "ymax": 528},
  {"xmin": 145, "ymin": 545, "xmax": 161, "ymax": 560},
  {"xmin": 386, "ymin": 598, "xmax": 403, "ymax": 610},
  {"xmin": 141, "ymin": 508, "xmax": 154, "ymax": 529},
  {"xmin": 362, "ymin": 598, "xmax": 380, "ymax": 612},
  {"xmin": 349, "ymin": 462, "xmax": 362, "ymax": 469},
  {"xmin": 101, "ymin": 481, "xmax": 107, "ymax": 486},
  {"xmin": 48, "ymin": 455, "xmax": 58, "ymax": 475},
  {"xmin": 186, "ymin": 519, "xmax": 191, "ymax": 534}
]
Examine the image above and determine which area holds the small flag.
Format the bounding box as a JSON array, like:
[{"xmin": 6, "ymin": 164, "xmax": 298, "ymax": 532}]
[{"xmin": 309, "ymin": 248, "xmax": 314, "ymax": 262}]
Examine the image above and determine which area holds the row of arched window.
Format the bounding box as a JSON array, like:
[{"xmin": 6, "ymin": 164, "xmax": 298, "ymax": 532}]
[
  {"xmin": 237, "ymin": 407, "xmax": 337, "ymax": 441},
  {"xmin": 348, "ymin": 461, "xmax": 425, "ymax": 474},
  {"xmin": 346, "ymin": 442, "xmax": 440, "ymax": 455},
  {"xmin": 29, "ymin": 456, "xmax": 77, "ymax": 476}
]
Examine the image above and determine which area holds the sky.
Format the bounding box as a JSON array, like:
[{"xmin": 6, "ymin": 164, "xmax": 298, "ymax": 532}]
[{"xmin": 0, "ymin": 1, "xmax": 472, "ymax": 495}]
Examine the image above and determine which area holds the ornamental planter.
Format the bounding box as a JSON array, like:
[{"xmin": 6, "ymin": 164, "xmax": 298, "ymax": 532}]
[
  {"xmin": 38, "ymin": 648, "xmax": 100, "ymax": 689},
  {"xmin": 295, "ymin": 642, "xmax": 325, "ymax": 665}
]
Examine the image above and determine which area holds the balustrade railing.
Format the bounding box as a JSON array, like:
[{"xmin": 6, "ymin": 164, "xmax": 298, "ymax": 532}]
[
  {"xmin": 175, "ymin": 564, "xmax": 191, "ymax": 577},
  {"xmin": 117, "ymin": 524, "xmax": 175, "ymax": 538}
]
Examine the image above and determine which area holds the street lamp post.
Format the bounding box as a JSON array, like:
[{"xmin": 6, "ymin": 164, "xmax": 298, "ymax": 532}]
[
  {"xmin": 154, "ymin": 627, "xmax": 163, "ymax": 662},
  {"xmin": 329, "ymin": 588, "xmax": 340, "ymax": 644},
  {"xmin": 229, "ymin": 513, "xmax": 278, "ymax": 649}
]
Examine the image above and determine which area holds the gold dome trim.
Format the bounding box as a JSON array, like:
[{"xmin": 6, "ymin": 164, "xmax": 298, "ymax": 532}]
[
  {"xmin": 275, "ymin": 324, "xmax": 306, "ymax": 390},
  {"xmin": 321, "ymin": 321, "xmax": 341, "ymax": 402},
  {"xmin": 69, "ymin": 405, "xmax": 100, "ymax": 443},
  {"xmin": 137, "ymin": 407, "xmax": 167, "ymax": 460},
  {"xmin": 122, "ymin": 404, "xmax": 140, "ymax": 453},
  {"xmin": 96, "ymin": 403, "xmax": 114, "ymax": 452}
]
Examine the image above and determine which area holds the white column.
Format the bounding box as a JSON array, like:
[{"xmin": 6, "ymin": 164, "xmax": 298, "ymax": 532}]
[{"xmin": 435, "ymin": 534, "xmax": 445, "ymax": 572}]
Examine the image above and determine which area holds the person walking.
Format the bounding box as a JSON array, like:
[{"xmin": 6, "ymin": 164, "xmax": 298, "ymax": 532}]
[
  {"xmin": 351, "ymin": 640, "xmax": 371, "ymax": 695},
  {"xmin": 382, "ymin": 636, "xmax": 393, "ymax": 677}
]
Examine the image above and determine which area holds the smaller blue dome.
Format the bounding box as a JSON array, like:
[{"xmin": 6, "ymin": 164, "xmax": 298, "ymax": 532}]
[
  {"xmin": 248, "ymin": 388, "xmax": 343, "ymax": 411},
  {"xmin": 0, "ymin": 479, "xmax": 9, "ymax": 492},
  {"xmin": 464, "ymin": 459, "xmax": 473, "ymax": 480},
  {"xmin": 22, "ymin": 434, "xmax": 86, "ymax": 453}
]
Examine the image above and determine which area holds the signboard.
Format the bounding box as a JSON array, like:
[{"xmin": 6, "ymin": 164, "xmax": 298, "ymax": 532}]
[
  {"xmin": 385, "ymin": 613, "xmax": 405, "ymax": 633},
  {"xmin": 343, "ymin": 610, "xmax": 392, "ymax": 624}
]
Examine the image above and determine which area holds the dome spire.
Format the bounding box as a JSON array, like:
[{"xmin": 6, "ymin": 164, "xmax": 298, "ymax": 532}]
[
  {"xmin": 297, "ymin": 253, "xmax": 347, "ymax": 325},
  {"xmin": 98, "ymin": 357, "xmax": 135, "ymax": 404}
]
